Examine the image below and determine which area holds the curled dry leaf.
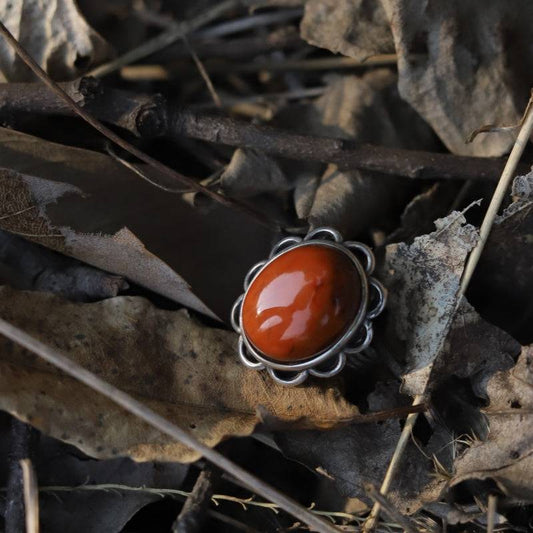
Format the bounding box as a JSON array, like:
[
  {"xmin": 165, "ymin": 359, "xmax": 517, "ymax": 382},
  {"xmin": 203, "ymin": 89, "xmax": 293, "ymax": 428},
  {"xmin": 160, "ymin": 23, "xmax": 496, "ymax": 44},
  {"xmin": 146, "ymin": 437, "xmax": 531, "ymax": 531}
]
[
  {"xmin": 220, "ymin": 148, "xmax": 291, "ymax": 198},
  {"xmin": 0, "ymin": 127, "xmax": 277, "ymax": 319},
  {"xmin": 451, "ymin": 345, "xmax": 533, "ymax": 501},
  {"xmin": 0, "ymin": 286, "xmax": 361, "ymax": 462},
  {"xmin": 385, "ymin": 183, "xmax": 459, "ymax": 244},
  {"xmin": 378, "ymin": 212, "xmax": 478, "ymax": 395},
  {"xmin": 0, "ymin": 0, "xmax": 111, "ymax": 81},
  {"xmin": 293, "ymin": 70, "xmax": 434, "ymax": 234},
  {"xmin": 380, "ymin": 0, "xmax": 533, "ymax": 156},
  {"xmin": 301, "ymin": 0, "xmax": 533, "ymax": 156},
  {"xmin": 300, "ymin": 0, "xmax": 394, "ymax": 61}
]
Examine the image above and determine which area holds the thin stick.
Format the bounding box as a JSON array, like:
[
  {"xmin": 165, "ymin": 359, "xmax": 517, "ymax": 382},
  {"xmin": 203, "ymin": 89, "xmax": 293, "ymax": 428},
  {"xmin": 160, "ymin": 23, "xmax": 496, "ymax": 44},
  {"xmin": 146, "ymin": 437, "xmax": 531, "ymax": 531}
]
[
  {"xmin": 0, "ymin": 81, "xmax": 521, "ymax": 183},
  {"xmin": 88, "ymin": 0, "xmax": 239, "ymax": 78},
  {"xmin": 200, "ymin": 54, "xmax": 405, "ymax": 74},
  {"xmin": 459, "ymin": 91, "xmax": 533, "ymax": 295},
  {"xmin": 183, "ymin": 38, "xmax": 222, "ymax": 108},
  {"xmin": 0, "ymin": 20, "xmax": 277, "ymax": 230},
  {"xmin": 362, "ymin": 395, "xmax": 424, "ymax": 532},
  {"xmin": 20, "ymin": 459, "xmax": 39, "ymax": 533},
  {"xmin": 486, "ymin": 494, "xmax": 497, "ymax": 533},
  {"xmin": 0, "ymin": 317, "xmax": 337, "ymax": 533}
]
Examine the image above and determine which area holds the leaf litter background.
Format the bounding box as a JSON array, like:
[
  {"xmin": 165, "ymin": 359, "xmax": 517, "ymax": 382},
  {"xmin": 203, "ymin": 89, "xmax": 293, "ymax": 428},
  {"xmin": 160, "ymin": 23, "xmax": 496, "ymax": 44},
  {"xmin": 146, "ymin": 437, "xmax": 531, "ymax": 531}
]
[{"xmin": 0, "ymin": 0, "xmax": 532, "ymax": 531}]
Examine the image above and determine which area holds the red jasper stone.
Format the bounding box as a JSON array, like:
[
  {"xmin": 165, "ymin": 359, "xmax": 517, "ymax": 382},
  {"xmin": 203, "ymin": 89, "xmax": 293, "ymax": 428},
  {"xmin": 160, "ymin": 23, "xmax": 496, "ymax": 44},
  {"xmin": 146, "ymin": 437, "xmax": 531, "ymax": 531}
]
[{"xmin": 241, "ymin": 244, "xmax": 362, "ymax": 362}]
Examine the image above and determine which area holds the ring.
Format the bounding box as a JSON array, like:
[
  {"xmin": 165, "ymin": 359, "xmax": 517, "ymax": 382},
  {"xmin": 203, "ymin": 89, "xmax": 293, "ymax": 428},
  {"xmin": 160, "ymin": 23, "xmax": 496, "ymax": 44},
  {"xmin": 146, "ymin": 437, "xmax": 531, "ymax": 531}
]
[{"xmin": 231, "ymin": 227, "xmax": 387, "ymax": 386}]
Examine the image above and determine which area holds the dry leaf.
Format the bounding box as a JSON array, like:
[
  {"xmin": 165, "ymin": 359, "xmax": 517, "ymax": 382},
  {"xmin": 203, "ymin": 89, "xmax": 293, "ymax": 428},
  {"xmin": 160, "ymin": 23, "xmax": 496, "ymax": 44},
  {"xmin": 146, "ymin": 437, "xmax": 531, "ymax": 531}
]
[
  {"xmin": 0, "ymin": 285, "xmax": 361, "ymax": 462},
  {"xmin": 428, "ymin": 301, "xmax": 519, "ymax": 399},
  {"xmin": 378, "ymin": 212, "xmax": 478, "ymax": 395},
  {"xmin": 380, "ymin": 0, "xmax": 533, "ymax": 156},
  {"xmin": 220, "ymin": 148, "xmax": 291, "ymax": 197},
  {"xmin": 275, "ymin": 382, "xmax": 452, "ymax": 513},
  {"xmin": 452, "ymin": 345, "xmax": 533, "ymax": 501},
  {"xmin": 300, "ymin": 0, "xmax": 393, "ymax": 61},
  {"xmin": 301, "ymin": 0, "xmax": 533, "ymax": 156},
  {"xmin": 0, "ymin": 127, "xmax": 277, "ymax": 319},
  {"xmin": 0, "ymin": 0, "xmax": 111, "ymax": 81},
  {"xmin": 292, "ymin": 70, "xmax": 434, "ymax": 234},
  {"xmin": 469, "ymin": 172, "xmax": 533, "ymax": 342},
  {"xmin": 386, "ymin": 183, "xmax": 459, "ymax": 244}
]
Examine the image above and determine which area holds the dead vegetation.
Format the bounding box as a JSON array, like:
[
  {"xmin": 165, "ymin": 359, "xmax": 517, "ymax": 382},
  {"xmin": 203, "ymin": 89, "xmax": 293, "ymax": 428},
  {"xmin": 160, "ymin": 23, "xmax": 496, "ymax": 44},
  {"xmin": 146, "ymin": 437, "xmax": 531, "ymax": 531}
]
[{"xmin": 0, "ymin": 1, "xmax": 532, "ymax": 532}]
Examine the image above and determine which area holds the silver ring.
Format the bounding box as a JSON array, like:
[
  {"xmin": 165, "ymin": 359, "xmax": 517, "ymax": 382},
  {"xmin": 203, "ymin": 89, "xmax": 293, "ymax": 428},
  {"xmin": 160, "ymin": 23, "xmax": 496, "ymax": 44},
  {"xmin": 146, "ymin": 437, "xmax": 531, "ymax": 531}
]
[{"xmin": 231, "ymin": 227, "xmax": 386, "ymax": 385}]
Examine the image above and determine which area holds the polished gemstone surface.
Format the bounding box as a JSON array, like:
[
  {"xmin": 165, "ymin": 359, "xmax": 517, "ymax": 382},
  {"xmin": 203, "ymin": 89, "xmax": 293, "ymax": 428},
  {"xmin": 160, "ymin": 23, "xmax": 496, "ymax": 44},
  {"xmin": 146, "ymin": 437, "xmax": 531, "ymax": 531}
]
[{"xmin": 241, "ymin": 244, "xmax": 362, "ymax": 362}]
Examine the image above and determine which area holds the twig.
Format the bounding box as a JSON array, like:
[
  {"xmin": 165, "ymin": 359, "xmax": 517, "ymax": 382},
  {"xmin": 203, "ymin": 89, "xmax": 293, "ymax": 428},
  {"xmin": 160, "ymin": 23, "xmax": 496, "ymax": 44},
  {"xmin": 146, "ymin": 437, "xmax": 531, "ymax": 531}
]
[
  {"xmin": 11, "ymin": 484, "xmax": 372, "ymax": 527},
  {"xmin": 365, "ymin": 485, "xmax": 417, "ymax": 533},
  {"xmin": 26, "ymin": 483, "xmax": 259, "ymax": 533},
  {"xmin": 193, "ymin": 54, "xmax": 406, "ymax": 74},
  {"xmin": 0, "ymin": 20, "xmax": 278, "ymax": 231},
  {"xmin": 121, "ymin": 54, "xmax": 406, "ymax": 79},
  {"xmin": 486, "ymin": 495, "xmax": 497, "ymax": 533},
  {"xmin": 0, "ymin": 229, "xmax": 127, "ymax": 301},
  {"xmin": 141, "ymin": 28, "xmax": 303, "ymax": 63},
  {"xmin": 5, "ymin": 419, "xmax": 34, "ymax": 533},
  {"xmin": 194, "ymin": 9, "xmax": 303, "ymax": 39},
  {"xmin": 0, "ymin": 80, "xmax": 521, "ymax": 183},
  {"xmin": 0, "ymin": 317, "xmax": 338, "ymax": 533},
  {"xmin": 183, "ymin": 38, "xmax": 222, "ymax": 107},
  {"xmin": 459, "ymin": 91, "xmax": 533, "ymax": 295},
  {"xmin": 173, "ymin": 469, "xmax": 218, "ymax": 533},
  {"xmin": 362, "ymin": 396, "xmax": 424, "ymax": 532},
  {"xmin": 20, "ymin": 460, "xmax": 39, "ymax": 533},
  {"xmin": 88, "ymin": 0, "xmax": 240, "ymax": 78}
]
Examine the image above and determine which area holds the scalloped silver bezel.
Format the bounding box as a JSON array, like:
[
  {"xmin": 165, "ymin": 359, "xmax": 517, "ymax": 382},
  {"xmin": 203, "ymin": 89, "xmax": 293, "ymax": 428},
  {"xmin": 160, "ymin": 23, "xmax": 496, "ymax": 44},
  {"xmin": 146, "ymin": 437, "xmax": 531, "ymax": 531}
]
[{"xmin": 231, "ymin": 227, "xmax": 386, "ymax": 386}]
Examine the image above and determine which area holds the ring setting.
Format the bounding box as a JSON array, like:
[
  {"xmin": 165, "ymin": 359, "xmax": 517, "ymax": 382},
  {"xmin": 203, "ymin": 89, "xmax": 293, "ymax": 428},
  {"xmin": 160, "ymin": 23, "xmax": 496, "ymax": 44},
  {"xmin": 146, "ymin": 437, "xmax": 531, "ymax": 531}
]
[{"xmin": 231, "ymin": 227, "xmax": 386, "ymax": 386}]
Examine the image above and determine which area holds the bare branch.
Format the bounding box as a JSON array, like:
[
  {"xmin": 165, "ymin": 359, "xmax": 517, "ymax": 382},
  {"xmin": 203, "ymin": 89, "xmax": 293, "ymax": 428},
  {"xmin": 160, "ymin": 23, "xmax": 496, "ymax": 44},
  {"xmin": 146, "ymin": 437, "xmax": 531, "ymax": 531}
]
[{"xmin": 0, "ymin": 79, "xmax": 521, "ymax": 183}]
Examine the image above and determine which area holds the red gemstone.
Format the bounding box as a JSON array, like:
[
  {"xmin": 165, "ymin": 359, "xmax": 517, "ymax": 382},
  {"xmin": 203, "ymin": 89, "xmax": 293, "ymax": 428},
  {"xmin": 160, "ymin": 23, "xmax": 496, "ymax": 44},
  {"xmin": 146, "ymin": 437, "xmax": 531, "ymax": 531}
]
[{"xmin": 241, "ymin": 244, "xmax": 362, "ymax": 362}]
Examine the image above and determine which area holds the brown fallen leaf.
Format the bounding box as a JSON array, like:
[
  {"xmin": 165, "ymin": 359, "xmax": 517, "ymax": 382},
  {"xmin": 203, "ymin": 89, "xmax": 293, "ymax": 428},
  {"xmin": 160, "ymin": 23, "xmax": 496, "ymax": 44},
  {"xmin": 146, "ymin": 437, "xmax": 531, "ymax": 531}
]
[
  {"xmin": 451, "ymin": 345, "xmax": 533, "ymax": 501},
  {"xmin": 0, "ymin": 0, "xmax": 111, "ymax": 81},
  {"xmin": 301, "ymin": 0, "xmax": 533, "ymax": 157},
  {"xmin": 0, "ymin": 285, "xmax": 362, "ymax": 462},
  {"xmin": 381, "ymin": 0, "xmax": 533, "ymax": 156},
  {"xmin": 378, "ymin": 211, "xmax": 478, "ymax": 395},
  {"xmin": 220, "ymin": 148, "xmax": 291, "ymax": 198},
  {"xmin": 0, "ymin": 127, "xmax": 277, "ymax": 319},
  {"xmin": 300, "ymin": 0, "xmax": 394, "ymax": 61},
  {"xmin": 292, "ymin": 70, "xmax": 434, "ymax": 235}
]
